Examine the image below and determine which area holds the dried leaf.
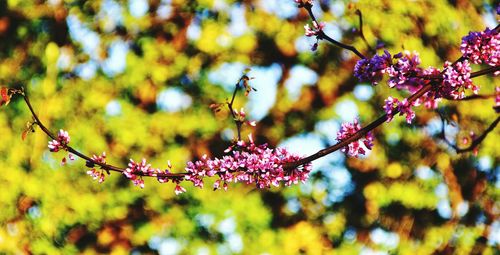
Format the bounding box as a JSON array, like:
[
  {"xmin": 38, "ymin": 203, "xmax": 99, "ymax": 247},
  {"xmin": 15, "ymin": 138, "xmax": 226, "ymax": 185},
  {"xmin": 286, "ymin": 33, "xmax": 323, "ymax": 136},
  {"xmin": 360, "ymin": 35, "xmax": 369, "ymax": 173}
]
[
  {"xmin": 0, "ymin": 87, "xmax": 10, "ymax": 106},
  {"xmin": 21, "ymin": 130, "xmax": 28, "ymax": 141}
]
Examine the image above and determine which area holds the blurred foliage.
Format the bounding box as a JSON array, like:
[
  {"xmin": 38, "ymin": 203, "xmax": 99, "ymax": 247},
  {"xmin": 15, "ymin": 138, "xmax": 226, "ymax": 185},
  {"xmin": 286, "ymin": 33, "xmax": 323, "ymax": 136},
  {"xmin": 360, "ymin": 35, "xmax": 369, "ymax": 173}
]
[{"xmin": 0, "ymin": 0, "xmax": 499, "ymax": 254}]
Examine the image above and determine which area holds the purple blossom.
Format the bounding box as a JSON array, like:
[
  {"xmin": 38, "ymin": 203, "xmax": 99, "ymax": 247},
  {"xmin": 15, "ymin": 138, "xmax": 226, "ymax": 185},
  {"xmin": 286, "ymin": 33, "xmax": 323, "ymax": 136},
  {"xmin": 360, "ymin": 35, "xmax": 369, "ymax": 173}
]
[
  {"xmin": 461, "ymin": 28, "xmax": 500, "ymax": 66},
  {"xmin": 383, "ymin": 97, "xmax": 399, "ymax": 122},
  {"xmin": 383, "ymin": 97, "xmax": 416, "ymax": 124},
  {"xmin": 336, "ymin": 118, "xmax": 375, "ymax": 157},
  {"xmin": 417, "ymin": 67, "xmax": 442, "ymax": 109},
  {"xmin": 398, "ymin": 99, "xmax": 416, "ymax": 124},
  {"xmin": 386, "ymin": 51, "xmax": 423, "ymax": 90},
  {"xmin": 48, "ymin": 129, "xmax": 70, "ymax": 152},
  {"xmin": 441, "ymin": 60, "xmax": 476, "ymax": 99},
  {"xmin": 353, "ymin": 50, "xmax": 392, "ymax": 85}
]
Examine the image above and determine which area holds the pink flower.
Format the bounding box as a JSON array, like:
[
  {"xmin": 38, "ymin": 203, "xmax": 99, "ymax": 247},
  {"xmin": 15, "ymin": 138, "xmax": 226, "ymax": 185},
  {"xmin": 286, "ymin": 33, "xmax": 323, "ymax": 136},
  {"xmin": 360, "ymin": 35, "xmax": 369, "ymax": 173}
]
[
  {"xmin": 184, "ymin": 136, "xmax": 312, "ymax": 190},
  {"xmin": 461, "ymin": 28, "xmax": 499, "ymax": 66},
  {"xmin": 304, "ymin": 21, "xmax": 325, "ymax": 37},
  {"xmin": 86, "ymin": 152, "xmax": 107, "ymax": 183},
  {"xmin": 175, "ymin": 184, "xmax": 186, "ymax": 195},
  {"xmin": 124, "ymin": 158, "xmax": 154, "ymax": 188},
  {"xmin": 384, "ymin": 97, "xmax": 416, "ymax": 124},
  {"xmin": 398, "ymin": 99, "xmax": 416, "ymax": 124},
  {"xmin": 386, "ymin": 51, "xmax": 423, "ymax": 90},
  {"xmin": 48, "ymin": 129, "xmax": 70, "ymax": 152},
  {"xmin": 336, "ymin": 118, "xmax": 375, "ymax": 157},
  {"xmin": 441, "ymin": 60, "xmax": 476, "ymax": 99}
]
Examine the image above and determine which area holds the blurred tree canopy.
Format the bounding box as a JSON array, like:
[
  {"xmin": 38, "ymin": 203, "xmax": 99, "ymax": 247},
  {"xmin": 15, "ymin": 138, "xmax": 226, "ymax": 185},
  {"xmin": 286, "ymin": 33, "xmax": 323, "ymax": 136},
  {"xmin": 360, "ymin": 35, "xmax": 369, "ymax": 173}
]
[{"xmin": 0, "ymin": 0, "xmax": 499, "ymax": 254}]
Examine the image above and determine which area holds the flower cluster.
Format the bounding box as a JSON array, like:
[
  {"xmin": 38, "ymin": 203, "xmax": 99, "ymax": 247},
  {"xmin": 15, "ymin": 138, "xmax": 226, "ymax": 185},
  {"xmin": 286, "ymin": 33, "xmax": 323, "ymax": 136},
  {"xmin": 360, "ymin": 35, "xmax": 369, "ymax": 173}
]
[
  {"xmin": 184, "ymin": 136, "xmax": 312, "ymax": 191},
  {"xmin": 336, "ymin": 118, "xmax": 374, "ymax": 157},
  {"xmin": 460, "ymin": 28, "xmax": 499, "ymax": 67},
  {"xmin": 353, "ymin": 50, "xmax": 392, "ymax": 85},
  {"xmin": 48, "ymin": 129, "xmax": 70, "ymax": 152},
  {"xmin": 441, "ymin": 60, "xmax": 476, "ymax": 99},
  {"xmin": 48, "ymin": 129, "xmax": 75, "ymax": 165},
  {"xmin": 86, "ymin": 152, "xmax": 107, "ymax": 183},
  {"xmin": 384, "ymin": 97, "xmax": 416, "ymax": 124},
  {"xmin": 386, "ymin": 51, "xmax": 423, "ymax": 91},
  {"xmin": 124, "ymin": 158, "xmax": 156, "ymax": 188},
  {"xmin": 354, "ymin": 50, "xmax": 424, "ymax": 90},
  {"xmin": 304, "ymin": 21, "xmax": 325, "ymax": 37}
]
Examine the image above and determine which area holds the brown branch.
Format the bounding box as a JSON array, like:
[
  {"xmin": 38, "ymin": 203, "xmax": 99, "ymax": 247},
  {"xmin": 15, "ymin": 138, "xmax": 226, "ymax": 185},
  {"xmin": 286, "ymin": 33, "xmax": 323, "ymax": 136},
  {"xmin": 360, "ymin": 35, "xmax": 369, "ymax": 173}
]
[
  {"xmin": 439, "ymin": 115, "xmax": 500, "ymax": 153},
  {"xmin": 355, "ymin": 9, "xmax": 375, "ymax": 53},
  {"xmin": 227, "ymin": 76, "xmax": 246, "ymax": 141},
  {"xmin": 447, "ymin": 94, "xmax": 496, "ymax": 101},
  {"xmin": 284, "ymin": 66, "xmax": 499, "ymax": 170},
  {"xmin": 22, "ymin": 92, "xmax": 186, "ymax": 180},
  {"xmin": 303, "ymin": 4, "xmax": 366, "ymax": 59}
]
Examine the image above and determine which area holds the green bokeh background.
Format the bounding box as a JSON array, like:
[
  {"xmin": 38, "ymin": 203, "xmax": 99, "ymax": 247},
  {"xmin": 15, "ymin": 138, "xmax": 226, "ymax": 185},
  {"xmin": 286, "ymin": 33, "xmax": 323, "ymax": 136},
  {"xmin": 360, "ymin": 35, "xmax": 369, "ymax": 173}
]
[{"xmin": 0, "ymin": 0, "xmax": 499, "ymax": 254}]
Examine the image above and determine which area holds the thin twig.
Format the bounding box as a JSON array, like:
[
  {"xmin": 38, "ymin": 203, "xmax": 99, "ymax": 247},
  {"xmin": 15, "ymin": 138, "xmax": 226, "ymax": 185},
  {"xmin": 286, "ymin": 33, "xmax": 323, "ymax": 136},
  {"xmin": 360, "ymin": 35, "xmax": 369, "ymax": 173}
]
[
  {"xmin": 439, "ymin": 116, "xmax": 500, "ymax": 153},
  {"xmin": 303, "ymin": 5, "xmax": 366, "ymax": 59},
  {"xmin": 283, "ymin": 66, "xmax": 498, "ymax": 170},
  {"xmin": 355, "ymin": 9, "xmax": 375, "ymax": 53},
  {"xmin": 22, "ymin": 92, "xmax": 186, "ymax": 180},
  {"xmin": 227, "ymin": 76, "xmax": 244, "ymax": 141}
]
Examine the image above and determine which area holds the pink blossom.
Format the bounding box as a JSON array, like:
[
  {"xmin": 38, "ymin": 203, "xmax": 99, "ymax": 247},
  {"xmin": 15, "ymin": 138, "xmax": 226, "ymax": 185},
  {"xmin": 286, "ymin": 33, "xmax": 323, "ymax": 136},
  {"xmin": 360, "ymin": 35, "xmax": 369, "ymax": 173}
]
[
  {"xmin": 336, "ymin": 118, "xmax": 375, "ymax": 157},
  {"xmin": 460, "ymin": 28, "xmax": 499, "ymax": 66},
  {"xmin": 86, "ymin": 152, "xmax": 107, "ymax": 183},
  {"xmin": 304, "ymin": 21, "xmax": 325, "ymax": 37},
  {"xmin": 48, "ymin": 129, "xmax": 70, "ymax": 152},
  {"xmin": 384, "ymin": 97, "xmax": 416, "ymax": 124},
  {"xmin": 184, "ymin": 136, "xmax": 312, "ymax": 190},
  {"xmin": 386, "ymin": 51, "xmax": 423, "ymax": 90},
  {"xmin": 441, "ymin": 60, "xmax": 476, "ymax": 99},
  {"xmin": 124, "ymin": 158, "xmax": 155, "ymax": 188},
  {"xmin": 175, "ymin": 184, "xmax": 187, "ymax": 195}
]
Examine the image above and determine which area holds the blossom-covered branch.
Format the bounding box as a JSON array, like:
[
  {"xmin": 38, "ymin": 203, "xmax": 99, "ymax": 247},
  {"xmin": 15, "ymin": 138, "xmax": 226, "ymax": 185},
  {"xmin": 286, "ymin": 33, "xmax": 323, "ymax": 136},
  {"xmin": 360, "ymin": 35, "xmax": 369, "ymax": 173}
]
[{"xmin": 1, "ymin": 1, "xmax": 498, "ymax": 196}]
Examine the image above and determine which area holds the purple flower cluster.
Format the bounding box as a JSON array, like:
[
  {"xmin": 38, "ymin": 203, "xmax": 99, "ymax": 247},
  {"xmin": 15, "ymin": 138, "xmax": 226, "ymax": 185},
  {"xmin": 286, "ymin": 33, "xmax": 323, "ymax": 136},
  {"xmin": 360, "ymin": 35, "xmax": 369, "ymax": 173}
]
[
  {"xmin": 184, "ymin": 136, "xmax": 312, "ymax": 191},
  {"xmin": 353, "ymin": 50, "xmax": 392, "ymax": 85},
  {"xmin": 383, "ymin": 97, "xmax": 416, "ymax": 124},
  {"xmin": 354, "ymin": 50, "xmax": 424, "ymax": 91},
  {"xmin": 441, "ymin": 60, "xmax": 476, "ymax": 99},
  {"xmin": 336, "ymin": 118, "xmax": 374, "ymax": 157},
  {"xmin": 86, "ymin": 152, "xmax": 107, "ymax": 183},
  {"xmin": 48, "ymin": 129, "xmax": 70, "ymax": 152},
  {"xmin": 386, "ymin": 51, "xmax": 423, "ymax": 90},
  {"xmin": 460, "ymin": 28, "xmax": 499, "ymax": 67}
]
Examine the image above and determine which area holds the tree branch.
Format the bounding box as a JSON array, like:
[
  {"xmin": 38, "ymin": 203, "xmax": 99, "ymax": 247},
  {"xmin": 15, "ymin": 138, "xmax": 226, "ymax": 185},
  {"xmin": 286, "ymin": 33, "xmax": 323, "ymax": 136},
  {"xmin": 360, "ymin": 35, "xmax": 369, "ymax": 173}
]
[
  {"xmin": 439, "ymin": 115, "xmax": 500, "ymax": 154},
  {"xmin": 302, "ymin": 4, "xmax": 366, "ymax": 59}
]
